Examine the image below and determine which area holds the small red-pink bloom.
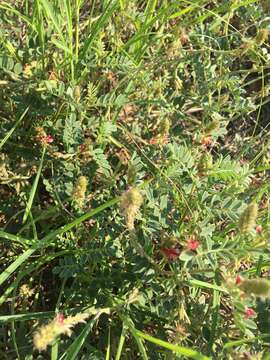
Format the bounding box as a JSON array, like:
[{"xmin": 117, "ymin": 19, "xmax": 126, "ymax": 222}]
[
  {"xmin": 235, "ymin": 275, "xmax": 242, "ymax": 285},
  {"xmin": 186, "ymin": 237, "xmax": 199, "ymax": 251},
  {"xmin": 161, "ymin": 247, "xmax": 180, "ymax": 261},
  {"xmin": 56, "ymin": 313, "xmax": 65, "ymax": 323},
  {"xmin": 244, "ymin": 307, "xmax": 256, "ymax": 319},
  {"xmin": 256, "ymin": 225, "xmax": 262, "ymax": 234},
  {"xmin": 45, "ymin": 135, "xmax": 54, "ymax": 143}
]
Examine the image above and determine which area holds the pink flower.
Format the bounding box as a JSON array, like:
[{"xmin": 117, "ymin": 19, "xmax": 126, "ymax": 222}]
[
  {"xmin": 244, "ymin": 308, "xmax": 256, "ymax": 319},
  {"xmin": 161, "ymin": 247, "xmax": 180, "ymax": 261},
  {"xmin": 235, "ymin": 275, "xmax": 242, "ymax": 285},
  {"xmin": 256, "ymin": 225, "xmax": 262, "ymax": 234},
  {"xmin": 45, "ymin": 135, "xmax": 54, "ymax": 143},
  {"xmin": 186, "ymin": 237, "xmax": 199, "ymax": 251},
  {"xmin": 56, "ymin": 313, "xmax": 65, "ymax": 323}
]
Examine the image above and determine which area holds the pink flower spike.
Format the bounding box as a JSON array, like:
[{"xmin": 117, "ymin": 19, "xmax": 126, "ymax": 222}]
[
  {"xmin": 235, "ymin": 275, "xmax": 242, "ymax": 285},
  {"xmin": 46, "ymin": 135, "xmax": 54, "ymax": 143},
  {"xmin": 256, "ymin": 225, "xmax": 262, "ymax": 234},
  {"xmin": 161, "ymin": 247, "xmax": 180, "ymax": 261},
  {"xmin": 244, "ymin": 307, "xmax": 256, "ymax": 319},
  {"xmin": 186, "ymin": 237, "xmax": 199, "ymax": 251},
  {"xmin": 56, "ymin": 313, "xmax": 65, "ymax": 323}
]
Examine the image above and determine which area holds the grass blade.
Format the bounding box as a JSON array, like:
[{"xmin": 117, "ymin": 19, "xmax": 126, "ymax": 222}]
[
  {"xmin": 0, "ymin": 3, "xmax": 34, "ymax": 29},
  {"xmin": 135, "ymin": 329, "xmax": 210, "ymax": 360},
  {"xmin": 39, "ymin": 0, "xmax": 65, "ymax": 44},
  {"xmin": 0, "ymin": 248, "xmax": 35, "ymax": 287},
  {"xmin": 122, "ymin": 317, "xmax": 148, "ymax": 360},
  {"xmin": 0, "ymin": 197, "xmax": 119, "ymax": 287},
  {"xmin": 0, "ymin": 311, "xmax": 55, "ymax": 324},
  {"xmin": 22, "ymin": 146, "xmax": 46, "ymax": 224},
  {"xmin": 60, "ymin": 309, "xmax": 110, "ymax": 360},
  {"xmin": 0, "ymin": 107, "xmax": 29, "ymax": 150},
  {"xmin": 188, "ymin": 278, "xmax": 228, "ymax": 293},
  {"xmin": 115, "ymin": 323, "xmax": 127, "ymax": 360},
  {"xmin": 105, "ymin": 328, "xmax": 111, "ymax": 360},
  {"xmin": 79, "ymin": 0, "xmax": 118, "ymax": 61}
]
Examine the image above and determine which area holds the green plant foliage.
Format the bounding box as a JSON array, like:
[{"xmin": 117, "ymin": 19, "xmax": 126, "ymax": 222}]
[{"xmin": 0, "ymin": 0, "xmax": 270, "ymax": 359}]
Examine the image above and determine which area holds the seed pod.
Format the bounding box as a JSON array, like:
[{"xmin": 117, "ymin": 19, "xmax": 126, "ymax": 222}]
[
  {"xmin": 197, "ymin": 153, "xmax": 213, "ymax": 175},
  {"xmin": 72, "ymin": 176, "xmax": 88, "ymax": 208},
  {"xmin": 239, "ymin": 278, "xmax": 270, "ymax": 298},
  {"xmin": 73, "ymin": 85, "xmax": 81, "ymax": 102},
  {"xmin": 159, "ymin": 118, "xmax": 171, "ymax": 137},
  {"xmin": 205, "ymin": 120, "xmax": 220, "ymax": 135},
  {"xmin": 120, "ymin": 188, "xmax": 143, "ymax": 230},
  {"xmin": 127, "ymin": 163, "xmax": 137, "ymax": 185},
  {"xmin": 239, "ymin": 202, "xmax": 258, "ymax": 233}
]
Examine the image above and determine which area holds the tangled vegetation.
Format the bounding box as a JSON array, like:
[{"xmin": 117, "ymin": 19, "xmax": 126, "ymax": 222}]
[{"xmin": 0, "ymin": 0, "xmax": 270, "ymax": 359}]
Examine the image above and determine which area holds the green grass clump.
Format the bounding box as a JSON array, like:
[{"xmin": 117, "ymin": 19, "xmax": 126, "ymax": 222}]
[{"xmin": 1, "ymin": 0, "xmax": 270, "ymax": 359}]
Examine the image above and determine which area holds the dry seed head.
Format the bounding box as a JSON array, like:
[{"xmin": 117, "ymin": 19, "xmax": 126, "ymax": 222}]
[
  {"xmin": 239, "ymin": 278, "xmax": 270, "ymax": 298},
  {"xmin": 239, "ymin": 202, "xmax": 258, "ymax": 233},
  {"xmin": 60, "ymin": 313, "xmax": 89, "ymax": 327},
  {"xmin": 72, "ymin": 176, "xmax": 88, "ymax": 208},
  {"xmin": 120, "ymin": 188, "xmax": 143, "ymax": 230},
  {"xmin": 19, "ymin": 284, "xmax": 34, "ymax": 299}
]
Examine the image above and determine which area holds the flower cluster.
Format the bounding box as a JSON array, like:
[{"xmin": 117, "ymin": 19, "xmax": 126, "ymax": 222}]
[
  {"xmin": 72, "ymin": 176, "xmax": 88, "ymax": 208},
  {"xmin": 120, "ymin": 188, "xmax": 143, "ymax": 230},
  {"xmin": 35, "ymin": 127, "xmax": 54, "ymax": 146},
  {"xmin": 239, "ymin": 202, "xmax": 258, "ymax": 234}
]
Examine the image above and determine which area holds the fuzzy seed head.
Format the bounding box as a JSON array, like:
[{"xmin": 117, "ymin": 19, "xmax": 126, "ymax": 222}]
[
  {"xmin": 72, "ymin": 176, "xmax": 88, "ymax": 208},
  {"xmin": 120, "ymin": 188, "xmax": 143, "ymax": 230},
  {"xmin": 239, "ymin": 278, "xmax": 270, "ymax": 298},
  {"xmin": 239, "ymin": 202, "xmax": 258, "ymax": 233},
  {"xmin": 33, "ymin": 313, "xmax": 89, "ymax": 351}
]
